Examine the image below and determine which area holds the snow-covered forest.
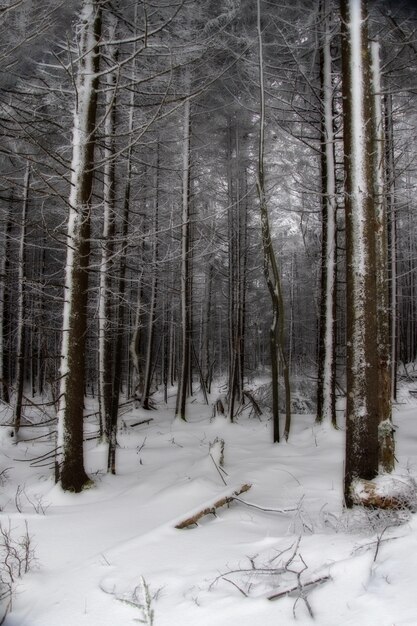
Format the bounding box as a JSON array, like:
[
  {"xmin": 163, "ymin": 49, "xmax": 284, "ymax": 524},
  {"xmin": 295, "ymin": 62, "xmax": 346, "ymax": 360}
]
[{"xmin": 0, "ymin": 0, "xmax": 417, "ymax": 624}]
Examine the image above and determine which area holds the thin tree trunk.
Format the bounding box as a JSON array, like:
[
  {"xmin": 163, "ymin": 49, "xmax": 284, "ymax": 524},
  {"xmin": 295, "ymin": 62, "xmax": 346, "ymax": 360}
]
[
  {"xmin": 107, "ymin": 136, "xmax": 131, "ymax": 474},
  {"xmin": 175, "ymin": 79, "xmax": 192, "ymax": 421},
  {"xmin": 14, "ymin": 162, "xmax": 30, "ymax": 438},
  {"xmin": 316, "ymin": 0, "xmax": 337, "ymax": 427},
  {"xmin": 256, "ymin": 0, "xmax": 291, "ymax": 442},
  {"xmin": 142, "ymin": 147, "xmax": 160, "ymax": 410},
  {"xmin": 98, "ymin": 12, "xmax": 118, "ymax": 440},
  {"xmin": 0, "ymin": 198, "xmax": 13, "ymax": 404}
]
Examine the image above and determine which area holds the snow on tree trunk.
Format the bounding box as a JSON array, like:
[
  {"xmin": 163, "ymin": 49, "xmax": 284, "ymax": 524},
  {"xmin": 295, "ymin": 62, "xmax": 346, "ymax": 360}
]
[
  {"xmin": 371, "ymin": 40, "xmax": 395, "ymax": 473},
  {"xmin": 57, "ymin": 0, "xmax": 101, "ymax": 492},
  {"xmin": 98, "ymin": 11, "xmax": 117, "ymax": 441},
  {"xmin": 317, "ymin": 0, "xmax": 337, "ymax": 427},
  {"xmin": 341, "ymin": 0, "xmax": 379, "ymax": 506},
  {"xmin": 14, "ymin": 161, "xmax": 30, "ymax": 438},
  {"xmin": 0, "ymin": 200, "xmax": 12, "ymax": 404}
]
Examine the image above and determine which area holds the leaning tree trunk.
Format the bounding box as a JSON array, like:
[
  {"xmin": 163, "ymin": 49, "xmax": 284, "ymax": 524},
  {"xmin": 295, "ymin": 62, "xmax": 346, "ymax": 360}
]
[
  {"xmin": 57, "ymin": 0, "xmax": 101, "ymax": 492},
  {"xmin": 341, "ymin": 0, "xmax": 379, "ymax": 506},
  {"xmin": 316, "ymin": 0, "xmax": 337, "ymax": 427},
  {"xmin": 370, "ymin": 40, "xmax": 395, "ymax": 473}
]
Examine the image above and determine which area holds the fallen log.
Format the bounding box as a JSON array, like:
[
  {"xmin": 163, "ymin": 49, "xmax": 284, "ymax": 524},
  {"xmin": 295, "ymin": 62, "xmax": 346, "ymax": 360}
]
[
  {"xmin": 175, "ymin": 484, "xmax": 251, "ymax": 529},
  {"xmin": 351, "ymin": 477, "xmax": 416, "ymax": 510}
]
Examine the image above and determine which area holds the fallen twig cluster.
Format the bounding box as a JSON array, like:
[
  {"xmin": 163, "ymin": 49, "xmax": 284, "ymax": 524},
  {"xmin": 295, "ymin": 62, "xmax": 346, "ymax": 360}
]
[{"xmin": 209, "ymin": 537, "xmax": 331, "ymax": 618}]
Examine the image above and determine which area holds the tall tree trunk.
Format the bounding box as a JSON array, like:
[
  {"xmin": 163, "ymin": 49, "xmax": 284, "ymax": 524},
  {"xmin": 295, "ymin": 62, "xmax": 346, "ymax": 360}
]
[
  {"xmin": 370, "ymin": 40, "xmax": 395, "ymax": 473},
  {"xmin": 175, "ymin": 82, "xmax": 192, "ymax": 421},
  {"xmin": 316, "ymin": 0, "xmax": 337, "ymax": 427},
  {"xmin": 142, "ymin": 147, "xmax": 160, "ymax": 410},
  {"xmin": 98, "ymin": 11, "xmax": 118, "ymax": 440},
  {"xmin": 341, "ymin": 0, "xmax": 379, "ymax": 506},
  {"xmin": 384, "ymin": 93, "xmax": 398, "ymax": 402},
  {"xmin": 108, "ymin": 140, "xmax": 131, "ymax": 475},
  {"xmin": 14, "ymin": 162, "xmax": 30, "ymax": 438},
  {"xmin": 57, "ymin": 0, "xmax": 101, "ymax": 492},
  {"xmin": 0, "ymin": 197, "xmax": 13, "ymax": 404},
  {"xmin": 256, "ymin": 0, "xmax": 291, "ymax": 442}
]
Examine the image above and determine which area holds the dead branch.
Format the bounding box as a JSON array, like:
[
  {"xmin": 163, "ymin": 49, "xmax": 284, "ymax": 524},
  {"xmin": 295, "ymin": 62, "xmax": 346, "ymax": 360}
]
[
  {"xmin": 268, "ymin": 575, "xmax": 331, "ymax": 601},
  {"xmin": 175, "ymin": 484, "xmax": 251, "ymax": 529},
  {"xmin": 130, "ymin": 418, "xmax": 154, "ymax": 428},
  {"xmin": 243, "ymin": 390, "xmax": 263, "ymax": 417},
  {"xmin": 234, "ymin": 497, "xmax": 299, "ymax": 514},
  {"xmin": 209, "ymin": 453, "xmax": 227, "ymax": 486}
]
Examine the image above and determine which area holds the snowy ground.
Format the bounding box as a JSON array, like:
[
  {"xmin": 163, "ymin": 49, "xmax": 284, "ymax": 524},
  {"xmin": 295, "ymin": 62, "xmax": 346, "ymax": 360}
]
[{"xmin": 1, "ymin": 381, "xmax": 417, "ymax": 626}]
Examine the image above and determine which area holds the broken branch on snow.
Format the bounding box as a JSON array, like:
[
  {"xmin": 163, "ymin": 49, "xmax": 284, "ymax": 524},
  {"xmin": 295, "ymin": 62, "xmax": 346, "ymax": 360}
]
[{"xmin": 175, "ymin": 484, "xmax": 251, "ymax": 529}]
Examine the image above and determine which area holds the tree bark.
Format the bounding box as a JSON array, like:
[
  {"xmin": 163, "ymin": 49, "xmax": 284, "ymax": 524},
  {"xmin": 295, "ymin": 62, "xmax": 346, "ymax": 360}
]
[
  {"xmin": 175, "ymin": 79, "xmax": 192, "ymax": 421},
  {"xmin": 98, "ymin": 11, "xmax": 118, "ymax": 441},
  {"xmin": 14, "ymin": 162, "xmax": 30, "ymax": 438},
  {"xmin": 57, "ymin": 0, "xmax": 101, "ymax": 492},
  {"xmin": 142, "ymin": 146, "xmax": 160, "ymax": 410},
  {"xmin": 0, "ymin": 198, "xmax": 13, "ymax": 404},
  {"xmin": 384, "ymin": 93, "xmax": 398, "ymax": 402},
  {"xmin": 316, "ymin": 0, "xmax": 337, "ymax": 427},
  {"xmin": 256, "ymin": 0, "xmax": 291, "ymax": 442},
  {"xmin": 341, "ymin": 0, "xmax": 379, "ymax": 506},
  {"xmin": 370, "ymin": 40, "xmax": 395, "ymax": 473}
]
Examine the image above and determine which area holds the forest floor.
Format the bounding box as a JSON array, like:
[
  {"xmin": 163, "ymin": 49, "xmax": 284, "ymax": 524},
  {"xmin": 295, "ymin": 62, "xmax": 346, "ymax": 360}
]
[{"xmin": 1, "ymin": 378, "xmax": 417, "ymax": 625}]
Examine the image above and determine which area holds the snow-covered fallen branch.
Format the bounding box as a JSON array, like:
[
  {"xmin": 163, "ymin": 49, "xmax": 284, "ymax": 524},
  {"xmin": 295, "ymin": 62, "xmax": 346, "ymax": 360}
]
[{"xmin": 175, "ymin": 484, "xmax": 251, "ymax": 529}]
